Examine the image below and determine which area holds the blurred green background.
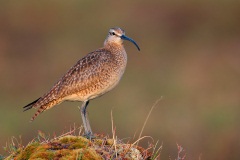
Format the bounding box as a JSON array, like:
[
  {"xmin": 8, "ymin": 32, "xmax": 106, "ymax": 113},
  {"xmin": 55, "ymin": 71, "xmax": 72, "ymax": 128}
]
[{"xmin": 0, "ymin": 0, "xmax": 240, "ymax": 159}]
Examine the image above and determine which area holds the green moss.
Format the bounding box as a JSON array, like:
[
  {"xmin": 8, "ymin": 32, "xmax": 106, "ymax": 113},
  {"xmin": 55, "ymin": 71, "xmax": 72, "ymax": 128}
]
[
  {"xmin": 75, "ymin": 148, "xmax": 103, "ymax": 160},
  {"xmin": 3, "ymin": 135, "xmax": 151, "ymax": 160},
  {"xmin": 15, "ymin": 142, "xmax": 40, "ymax": 160},
  {"xmin": 54, "ymin": 149, "xmax": 73, "ymax": 159},
  {"xmin": 59, "ymin": 135, "xmax": 89, "ymax": 149},
  {"xmin": 106, "ymin": 139, "xmax": 114, "ymax": 145},
  {"xmin": 92, "ymin": 139, "xmax": 103, "ymax": 146},
  {"xmin": 92, "ymin": 138, "xmax": 114, "ymax": 146},
  {"xmin": 30, "ymin": 150, "xmax": 55, "ymax": 160}
]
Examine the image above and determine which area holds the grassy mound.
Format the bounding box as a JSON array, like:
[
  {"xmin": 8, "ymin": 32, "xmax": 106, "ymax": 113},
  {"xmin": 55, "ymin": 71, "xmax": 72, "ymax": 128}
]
[{"xmin": 3, "ymin": 133, "xmax": 157, "ymax": 160}]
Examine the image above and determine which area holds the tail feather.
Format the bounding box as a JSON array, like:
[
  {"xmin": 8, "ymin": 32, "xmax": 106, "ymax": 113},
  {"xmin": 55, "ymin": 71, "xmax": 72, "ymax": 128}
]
[
  {"xmin": 23, "ymin": 98, "xmax": 41, "ymax": 112},
  {"xmin": 30, "ymin": 99, "xmax": 59, "ymax": 122},
  {"xmin": 30, "ymin": 106, "xmax": 47, "ymax": 122}
]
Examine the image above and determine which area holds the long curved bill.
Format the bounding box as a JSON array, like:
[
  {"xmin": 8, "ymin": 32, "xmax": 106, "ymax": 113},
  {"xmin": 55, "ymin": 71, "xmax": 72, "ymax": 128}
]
[{"xmin": 121, "ymin": 35, "xmax": 140, "ymax": 51}]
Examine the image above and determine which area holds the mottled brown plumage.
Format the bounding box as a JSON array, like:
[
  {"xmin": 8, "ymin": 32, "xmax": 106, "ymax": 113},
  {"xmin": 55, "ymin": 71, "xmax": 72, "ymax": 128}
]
[{"xmin": 23, "ymin": 27, "xmax": 140, "ymax": 136}]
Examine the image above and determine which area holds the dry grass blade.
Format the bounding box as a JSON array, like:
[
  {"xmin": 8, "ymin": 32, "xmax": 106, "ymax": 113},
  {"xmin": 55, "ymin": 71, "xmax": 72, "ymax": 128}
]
[
  {"xmin": 111, "ymin": 109, "xmax": 118, "ymax": 159},
  {"xmin": 132, "ymin": 136, "xmax": 153, "ymax": 146},
  {"xmin": 151, "ymin": 141, "xmax": 163, "ymax": 160},
  {"xmin": 137, "ymin": 97, "xmax": 163, "ymax": 146}
]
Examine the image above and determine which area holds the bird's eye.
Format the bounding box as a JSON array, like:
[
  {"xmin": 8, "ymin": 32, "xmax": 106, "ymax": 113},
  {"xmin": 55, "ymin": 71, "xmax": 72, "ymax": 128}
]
[{"xmin": 109, "ymin": 32, "xmax": 115, "ymax": 36}]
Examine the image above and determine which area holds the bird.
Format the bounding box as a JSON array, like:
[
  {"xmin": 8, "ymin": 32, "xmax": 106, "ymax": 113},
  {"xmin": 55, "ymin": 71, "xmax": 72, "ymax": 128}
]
[{"xmin": 23, "ymin": 27, "xmax": 140, "ymax": 137}]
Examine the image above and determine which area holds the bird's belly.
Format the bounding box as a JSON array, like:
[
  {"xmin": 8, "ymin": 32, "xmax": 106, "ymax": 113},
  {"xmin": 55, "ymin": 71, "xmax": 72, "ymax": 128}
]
[
  {"xmin": 64, "ymin": 79, "xmax": 120, "ymax": 101},
  {"xmin": 63, "ymin": 94, "xmax": 86, "ymax": 102},
  {"xmin": 63, "ymin": 78, "xmax": 121, "ymax": 102},
  {"xmin": 88, "ymin": 76, "xmax": 121, "ymax": 99},
  {"xmin": 63, "ymin": 64, "xmax": 126, "ymax": 102}
]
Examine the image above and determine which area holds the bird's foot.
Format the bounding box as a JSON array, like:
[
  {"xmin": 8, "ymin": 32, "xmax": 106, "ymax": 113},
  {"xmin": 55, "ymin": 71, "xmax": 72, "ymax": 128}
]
[{"xmin": 83, "ymin": 131, "xmax": 95, "ymax": 140}]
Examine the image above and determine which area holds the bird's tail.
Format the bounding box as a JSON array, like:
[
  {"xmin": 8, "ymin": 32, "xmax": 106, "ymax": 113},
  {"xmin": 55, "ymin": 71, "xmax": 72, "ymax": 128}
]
[
  {"xmin": 23, "ymin": 94, "xmax": 61, "ymax": 122},
  {"xmin": 29, "ymin": 99, "xmax": 60, "ymax": 122},
  {"xmin": 23, "ymin": 98, "xmax": 41, "ymax": 112}
]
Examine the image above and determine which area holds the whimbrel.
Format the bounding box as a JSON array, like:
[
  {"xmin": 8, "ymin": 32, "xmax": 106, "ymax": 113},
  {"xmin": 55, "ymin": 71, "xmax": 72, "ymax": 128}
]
[{"xmin": 23, "ymin": 27, "xmax": 140, "ymax": 137}]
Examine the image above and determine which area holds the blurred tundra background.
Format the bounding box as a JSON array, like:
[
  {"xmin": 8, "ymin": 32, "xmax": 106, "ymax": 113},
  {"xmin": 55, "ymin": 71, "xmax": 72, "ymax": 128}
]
[{"xmin": 0, "ymin": 1, "xmax": 240, "ymax": 159}]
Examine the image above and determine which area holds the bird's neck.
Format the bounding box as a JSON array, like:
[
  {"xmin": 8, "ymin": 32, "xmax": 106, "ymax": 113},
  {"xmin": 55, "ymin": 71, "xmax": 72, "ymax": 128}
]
[
  {"xmin": 104, "ymin": 41, "xmax": 124, "ymax": 52},
  {"xmin": 104, "ymin": 41, "xmax": 127, "ymax": 64}
]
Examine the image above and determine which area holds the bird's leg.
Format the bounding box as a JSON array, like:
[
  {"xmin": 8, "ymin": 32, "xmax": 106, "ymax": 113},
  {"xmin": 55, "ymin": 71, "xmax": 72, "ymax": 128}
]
[
  {"xmin": 80, "ymin": 100, "xmax": 93, "ymax": 139},
  {"xmin": 80, "ymin": 101, "xmax": 88, "ymax": 134},
  {"xmin": 84, "ymin": 101, "xmax": 93, "ymax": 135}
]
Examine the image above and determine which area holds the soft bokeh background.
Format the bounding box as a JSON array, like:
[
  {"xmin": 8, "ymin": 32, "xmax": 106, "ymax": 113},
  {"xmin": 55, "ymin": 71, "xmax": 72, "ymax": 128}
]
[{"xmin": 1, "ymin": 0, "xmax": 240, "ymax": 159}]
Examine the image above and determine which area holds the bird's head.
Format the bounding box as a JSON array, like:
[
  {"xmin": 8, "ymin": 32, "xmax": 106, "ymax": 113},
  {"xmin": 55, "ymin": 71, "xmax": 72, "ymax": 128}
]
[{"xmin": 104, "ymin": 27, "xmax": 140, "ymax": 51}]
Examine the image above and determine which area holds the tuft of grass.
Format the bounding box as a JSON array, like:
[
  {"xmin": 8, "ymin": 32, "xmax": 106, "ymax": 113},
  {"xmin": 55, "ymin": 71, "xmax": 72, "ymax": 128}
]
[
  {"xmin": 176, "ymin": 143, "xmax": 186, "ymax": 160},
  {"xmin": 3, "ymin": 125, "xmax": 156, "ymax": 160}
]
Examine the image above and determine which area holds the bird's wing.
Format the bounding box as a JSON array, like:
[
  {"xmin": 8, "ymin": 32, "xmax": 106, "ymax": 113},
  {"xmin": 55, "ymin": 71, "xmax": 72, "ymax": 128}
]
[
  {"xmin": 54, "ymin": 48, "xmax": 113, "ymax": 99},
  {"xmin": 36, "ymin": 48, "xmax": 112, "ymax": 106}
]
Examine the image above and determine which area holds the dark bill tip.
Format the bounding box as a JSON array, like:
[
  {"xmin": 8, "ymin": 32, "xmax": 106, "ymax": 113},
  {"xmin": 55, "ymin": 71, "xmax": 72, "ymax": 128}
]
[{"xmin": 121, "ymin": 35, "xmax": 140, "ymax": 51}]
